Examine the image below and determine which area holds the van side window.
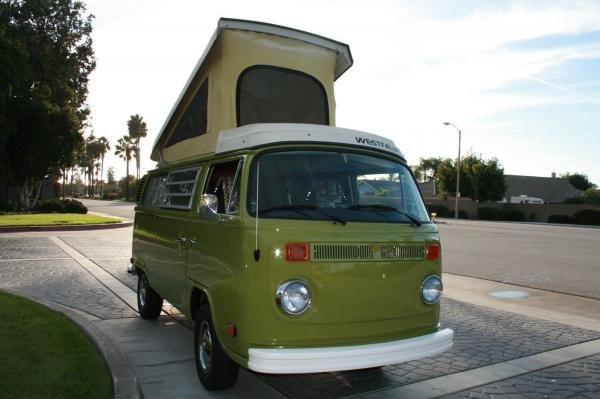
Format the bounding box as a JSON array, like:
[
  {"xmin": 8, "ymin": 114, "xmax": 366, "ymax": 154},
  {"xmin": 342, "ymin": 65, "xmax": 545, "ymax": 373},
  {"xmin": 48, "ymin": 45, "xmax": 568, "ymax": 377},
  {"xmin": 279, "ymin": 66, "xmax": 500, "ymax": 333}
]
[
  {"xmin": 166, "ymin": 78, "xmax": 208, "ymax": 147},
  {"xmin": 162, "ymin": 167, "xmax": 200, "ymax": 210},
  {"xmin": 204, "ymin": 160, "xmax": 243, "ymax": 214},
  {"xmin": 142, "ymin": 175, "xmax": 167, "ymax": 207}
]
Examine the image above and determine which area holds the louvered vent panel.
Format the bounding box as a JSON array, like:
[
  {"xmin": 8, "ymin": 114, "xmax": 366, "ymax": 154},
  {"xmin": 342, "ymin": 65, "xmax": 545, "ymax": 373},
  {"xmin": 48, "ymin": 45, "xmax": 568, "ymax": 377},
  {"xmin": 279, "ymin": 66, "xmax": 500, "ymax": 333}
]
[
  {"xmin": 312, "ymin": 244, "xmax": 374, "ymax": 261},
  {"xmin": 135, "ymin": 175, "xmax": 148, "ymax": 204},
  {"xmin": 380, "ymin": 243, "xmax": 425, "ymax": 260}
]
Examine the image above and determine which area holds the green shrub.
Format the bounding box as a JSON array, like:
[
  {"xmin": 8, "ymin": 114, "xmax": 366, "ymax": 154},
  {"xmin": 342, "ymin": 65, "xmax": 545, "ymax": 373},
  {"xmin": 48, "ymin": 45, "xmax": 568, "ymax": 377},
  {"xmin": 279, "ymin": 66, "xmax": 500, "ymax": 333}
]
[
  {"xmin": 477, "ymin": 207, "xmax": 526, "ymax": 221},
  {"xmin": 457, "ymin": 210, "xmax": 469, "ymax": 219},
  {"xmin": 62, "ymin": 199, "xmax": 87, "ymax": 214},
  {"xmin": 573, "ymin": 208, "xmax": 600, "ymax": 226},
  {"xmin": 103, "ymin": 192, "xmax": 120, "ymax": 200},
  {"xmin": 0, "ymin": 199, "xmax": 17, "ymax": 213},
  {"xmin": 547, "ymin": 214, "xmax": 573, "ymax": 224},
  {"xmin": 34, "ymin": 200, "xmax": 64, "ymax": 213},
  {"xmin": 582, "ymin": 189, "xmax": 600, "ymax": 205},
  {"xmin": 33, "ymin": 199, "xmax": 87, "ymax": 214}
]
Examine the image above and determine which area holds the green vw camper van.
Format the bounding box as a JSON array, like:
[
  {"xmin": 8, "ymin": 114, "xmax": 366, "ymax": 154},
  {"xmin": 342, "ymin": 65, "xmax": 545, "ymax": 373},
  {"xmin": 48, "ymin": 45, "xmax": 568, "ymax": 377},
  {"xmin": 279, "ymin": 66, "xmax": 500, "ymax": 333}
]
[{"xmin": 130, "ymin": 18, "xmax": 453, "ymax": 390}]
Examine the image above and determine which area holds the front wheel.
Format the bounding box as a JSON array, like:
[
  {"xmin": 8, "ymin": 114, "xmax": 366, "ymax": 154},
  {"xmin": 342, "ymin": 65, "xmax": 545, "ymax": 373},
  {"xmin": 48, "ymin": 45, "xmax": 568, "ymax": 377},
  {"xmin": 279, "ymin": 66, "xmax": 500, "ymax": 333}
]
[
  {"xmin": 137, "ymin": 272, "xmax": 163, "ymax": 319},
  {"xmin": 194, "ymin": 305, "xmax": 239, "ymax": 390}
]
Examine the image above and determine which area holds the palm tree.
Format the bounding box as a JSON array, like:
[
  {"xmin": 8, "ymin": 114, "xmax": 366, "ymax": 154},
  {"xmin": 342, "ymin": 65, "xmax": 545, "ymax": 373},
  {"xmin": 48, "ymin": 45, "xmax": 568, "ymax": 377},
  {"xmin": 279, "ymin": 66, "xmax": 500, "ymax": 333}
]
[
  {"xmin": 78, "ymin": 135, "xmax": 96, "ymax": 197},
  {"xmin": 115, "ymin": 135, "xmax": 136, "ymax": 200},
  {"xmin": 127, "ymin": 114, "xmax": 148, "ymax": 180},
  {"xmin": 96, "ymin": 136, "xmax": 110, "ymax": 196}
]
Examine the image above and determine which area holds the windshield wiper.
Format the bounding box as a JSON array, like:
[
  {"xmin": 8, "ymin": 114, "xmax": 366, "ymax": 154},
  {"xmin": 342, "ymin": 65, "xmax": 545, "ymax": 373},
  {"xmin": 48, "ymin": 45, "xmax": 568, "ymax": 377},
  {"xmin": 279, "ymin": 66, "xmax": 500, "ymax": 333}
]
[
  {"xmin": 258, "ymin": 204, "xmax": 347, "ymax": 225},
  {"xmin": 348, "ymin": 204, "xmax": 422, "ymax": 227}
]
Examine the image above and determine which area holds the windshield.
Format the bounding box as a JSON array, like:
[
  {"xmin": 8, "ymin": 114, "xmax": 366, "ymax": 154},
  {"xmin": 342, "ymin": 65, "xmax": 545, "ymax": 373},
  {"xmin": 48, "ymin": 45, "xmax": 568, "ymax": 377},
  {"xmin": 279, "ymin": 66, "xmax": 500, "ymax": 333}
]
[{"xmin": 247, "ymin": 150, "xmax": 431, "ymax": 224}]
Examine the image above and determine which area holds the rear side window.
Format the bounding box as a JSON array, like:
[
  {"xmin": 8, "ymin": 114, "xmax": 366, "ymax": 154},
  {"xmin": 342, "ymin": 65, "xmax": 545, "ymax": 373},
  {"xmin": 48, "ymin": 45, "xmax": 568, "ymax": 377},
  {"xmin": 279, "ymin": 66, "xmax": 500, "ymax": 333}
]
[
  {"xmin": 142, "ymin": 175, "xmax": 167, "ymax": 207},
  {"xmin": 141, "ymin": 168, "xmax": 200, "ymax": 210},
  {"xmin": 237, "ymin": 65, "xmax": 328, "ymax": 127}
]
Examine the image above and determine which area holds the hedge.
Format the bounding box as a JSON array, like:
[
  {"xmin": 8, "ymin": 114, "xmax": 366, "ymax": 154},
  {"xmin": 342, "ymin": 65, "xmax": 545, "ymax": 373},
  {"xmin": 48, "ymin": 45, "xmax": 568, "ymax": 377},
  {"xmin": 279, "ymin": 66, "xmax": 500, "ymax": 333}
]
[
  {"xmin": 33, "ymin": 199, "xmax": 87, "ymax": 214},
  {"xmin": 426, "ymin": 203, "xmax": 468, "ymax": 219},
  {"xmin": 547, "ymin": 214, "xmax": 573, "ymax": 224},
  {"xmin": 573, "ymin": 208, "xmax": 600, "ymax": 226},
  {"xmin": 477, "ymin": 207, "xmax": 526, "ymax": 221}
]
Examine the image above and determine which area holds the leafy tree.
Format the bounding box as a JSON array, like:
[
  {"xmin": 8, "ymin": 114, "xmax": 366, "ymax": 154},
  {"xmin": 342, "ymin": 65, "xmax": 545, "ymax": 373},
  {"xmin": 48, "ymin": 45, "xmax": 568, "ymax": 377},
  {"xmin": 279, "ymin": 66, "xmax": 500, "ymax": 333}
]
[
  {"xmin": 434, "ymin": 158, "xmax": 456, "ymax": 199},
  {"xmin": 582, "ymin": 188, "xmax": 600, "ymax": 205},
  {"xmin": 127, "ymin": 114, "xmax": 147, "ymax": 180},
  {"xmin": 475, "ymin": 158, "xmax": 506, "ymax": 202},
  {"xmin": 115, "ymin": 135, "xmax": 136, "ymax": 200},
  {"xmin": 561, "ymin": 173, "xmax": 596, "ymax": 191},
  {"xmin": 414, "ymin": 157, "xmax": 443, "ymax": 182},
  {"xmin": 436, "ymin": 155, "xmax": 506, "ymax": 202},
  {"xmin": 0, "ymin": 0, "xmax": 95, "ymax": 208}
]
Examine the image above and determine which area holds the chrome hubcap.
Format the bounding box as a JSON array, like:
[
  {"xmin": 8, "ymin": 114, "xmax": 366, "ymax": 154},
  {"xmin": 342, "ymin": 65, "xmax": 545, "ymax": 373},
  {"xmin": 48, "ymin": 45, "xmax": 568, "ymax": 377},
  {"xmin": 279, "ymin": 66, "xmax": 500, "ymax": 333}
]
[
  {"xmin": 139, "ymin": 276, "xmax": 147, "ymax": 308},
  {"xmin": 198, "ymin": 321, "xmax": 213, "ymax": 372}
]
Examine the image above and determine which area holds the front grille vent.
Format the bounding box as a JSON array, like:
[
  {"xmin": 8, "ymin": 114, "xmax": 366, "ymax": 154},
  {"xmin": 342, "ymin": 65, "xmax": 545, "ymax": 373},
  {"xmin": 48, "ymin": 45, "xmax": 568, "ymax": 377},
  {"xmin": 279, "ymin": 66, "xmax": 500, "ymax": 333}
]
[
  {"xmin": 312, "ymin": 244, "xmax": 374, "ymax": 261},
  {"xmin": 381, "ymin": 243, "xmax": 425, "ymax": 260},
  {"xmin": 310, "ymin": 243, "xmax": 426, "ymax": 262}
]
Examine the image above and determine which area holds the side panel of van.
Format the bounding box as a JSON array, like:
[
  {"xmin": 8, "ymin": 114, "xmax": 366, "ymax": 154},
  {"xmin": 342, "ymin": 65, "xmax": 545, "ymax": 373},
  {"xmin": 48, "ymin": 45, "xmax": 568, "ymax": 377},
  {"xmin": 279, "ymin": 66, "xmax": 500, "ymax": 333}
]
[{"xmin": 150, "ymin": 209, "xmax": 190, "ymax": 308}]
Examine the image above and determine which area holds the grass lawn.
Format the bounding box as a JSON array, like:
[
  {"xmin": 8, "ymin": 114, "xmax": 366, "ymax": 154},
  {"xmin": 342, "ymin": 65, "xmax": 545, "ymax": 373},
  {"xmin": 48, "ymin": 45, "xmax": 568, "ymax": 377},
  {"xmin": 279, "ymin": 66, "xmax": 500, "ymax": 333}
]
[
  {"xmin": 0, "ymin": 291, "xmax": 111, "ymax": 398},
  {"xmin": 0, "ymin": 213, "xmax": 120, "ymax": 227}
]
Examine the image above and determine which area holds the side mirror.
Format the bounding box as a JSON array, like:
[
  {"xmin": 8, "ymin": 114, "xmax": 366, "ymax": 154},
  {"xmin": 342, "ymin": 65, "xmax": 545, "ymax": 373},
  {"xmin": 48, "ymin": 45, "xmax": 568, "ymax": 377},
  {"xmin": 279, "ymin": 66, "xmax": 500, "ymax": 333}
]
[{"xmin": 199, "ymin": 194, "xmax": 219, "ymax": 217}]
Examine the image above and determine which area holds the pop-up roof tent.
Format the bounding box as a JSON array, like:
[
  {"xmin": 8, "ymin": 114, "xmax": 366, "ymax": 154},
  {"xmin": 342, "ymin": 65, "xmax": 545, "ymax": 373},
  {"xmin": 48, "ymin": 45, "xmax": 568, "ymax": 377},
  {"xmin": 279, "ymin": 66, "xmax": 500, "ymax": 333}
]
[{"xmin": 151, "ymin": 18, "xmax": 353, "ymax": 164}]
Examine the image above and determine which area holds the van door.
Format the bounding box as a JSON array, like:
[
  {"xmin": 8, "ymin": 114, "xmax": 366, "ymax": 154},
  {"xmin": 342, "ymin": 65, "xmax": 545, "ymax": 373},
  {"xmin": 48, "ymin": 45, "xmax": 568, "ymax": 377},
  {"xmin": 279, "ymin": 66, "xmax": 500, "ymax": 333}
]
[
  {"xmin": 151, "ymin": 167, "xmax": 201, "ymax": 308},
  {"xmin": 186, "ymin": 159, "xmax": 244, "ymax": 293}
]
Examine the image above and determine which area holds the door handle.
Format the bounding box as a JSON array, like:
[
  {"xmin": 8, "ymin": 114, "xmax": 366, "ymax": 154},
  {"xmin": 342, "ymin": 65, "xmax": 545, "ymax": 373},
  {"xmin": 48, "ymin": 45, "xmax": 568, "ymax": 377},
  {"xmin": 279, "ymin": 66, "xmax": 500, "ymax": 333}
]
[{"xmin": 176, "ymin": 237, "xmax": 188, "ymax": 244}]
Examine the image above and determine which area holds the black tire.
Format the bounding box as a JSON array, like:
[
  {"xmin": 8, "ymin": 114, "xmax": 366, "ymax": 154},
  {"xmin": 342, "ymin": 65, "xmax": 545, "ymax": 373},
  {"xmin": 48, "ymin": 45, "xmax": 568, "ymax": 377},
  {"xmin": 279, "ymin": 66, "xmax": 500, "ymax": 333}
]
[
  {"xmin": 137, "ymin": 271, "xmax": 163, "ymax": 319},
  {"xmin": 194, "ymin": 304, "xmax": 239, "ymax": 390}
]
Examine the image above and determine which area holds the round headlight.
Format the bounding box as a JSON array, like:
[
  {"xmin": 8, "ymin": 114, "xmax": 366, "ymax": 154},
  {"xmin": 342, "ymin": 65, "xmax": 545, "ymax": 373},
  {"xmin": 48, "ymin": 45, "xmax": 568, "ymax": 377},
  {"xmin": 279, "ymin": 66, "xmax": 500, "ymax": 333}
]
[
  {"xmin": 276, "ymin": 280, "xmax": 311, "ymax": 315},
  {"xmin": 421, "ymin": 275, "xmax": 443, "ymax": 305}
]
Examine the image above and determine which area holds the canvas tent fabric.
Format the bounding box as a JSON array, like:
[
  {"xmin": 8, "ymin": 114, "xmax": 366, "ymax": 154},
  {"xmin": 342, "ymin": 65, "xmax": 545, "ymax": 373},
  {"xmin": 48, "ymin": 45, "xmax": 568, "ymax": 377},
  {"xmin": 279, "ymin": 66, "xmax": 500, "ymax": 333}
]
[{"xmin": 151, "ymin": 18, "xmax": 353, "ymax": 165}]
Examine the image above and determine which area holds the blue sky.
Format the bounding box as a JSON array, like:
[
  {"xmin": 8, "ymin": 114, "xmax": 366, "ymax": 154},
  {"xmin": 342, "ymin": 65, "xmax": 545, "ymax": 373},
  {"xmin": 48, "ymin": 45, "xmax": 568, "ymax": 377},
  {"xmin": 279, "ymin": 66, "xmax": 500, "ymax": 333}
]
[{"xmin": 86, "ymin": 0, "xmax": 600, "ymax": 185}]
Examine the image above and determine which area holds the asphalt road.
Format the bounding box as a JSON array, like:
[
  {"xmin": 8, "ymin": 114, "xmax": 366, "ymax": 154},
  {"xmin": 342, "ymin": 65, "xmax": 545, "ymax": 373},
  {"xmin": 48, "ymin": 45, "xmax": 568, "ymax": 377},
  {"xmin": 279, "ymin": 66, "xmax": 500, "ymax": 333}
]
[
  {"xmin": 79, "ymin": 198, "xmax": 135, "ymax": 219},
  {"xmin": 438, "ymin": 219, "xmax": 600, "ymax": 300},
  {"xmin": 77, "ymin": 199, "xmax": 600, "ymax": 299}
]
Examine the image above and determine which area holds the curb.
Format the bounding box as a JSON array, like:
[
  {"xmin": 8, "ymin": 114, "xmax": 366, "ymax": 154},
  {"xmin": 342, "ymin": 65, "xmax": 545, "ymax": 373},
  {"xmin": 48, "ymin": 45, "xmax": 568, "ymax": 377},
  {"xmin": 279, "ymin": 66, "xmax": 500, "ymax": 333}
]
[
  {"xmin": 0, "ymin": 288, "xmax": 141, "ymax": 399},
  {"xmin": 0, "ymin": 221, "xmax": 133, "ymax": 233},
  {"xmin": 434, "ymin": 218, "xmax": 600, "ymax": 229}
]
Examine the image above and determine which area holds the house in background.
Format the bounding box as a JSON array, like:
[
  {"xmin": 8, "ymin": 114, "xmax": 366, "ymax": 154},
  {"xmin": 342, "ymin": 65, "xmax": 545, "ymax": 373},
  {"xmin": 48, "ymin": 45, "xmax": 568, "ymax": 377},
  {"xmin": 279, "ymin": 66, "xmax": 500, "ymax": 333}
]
[
  {"xmin": 417, "ymin": 180, "xmax": 436, "ymax": 199},
  {"xmin": 417, "ymin": 173, "xmax": 580, "ymax": 204},
  {"xmin": 503, "ymin": 173, "xmax": 580, "ymax": 204}
]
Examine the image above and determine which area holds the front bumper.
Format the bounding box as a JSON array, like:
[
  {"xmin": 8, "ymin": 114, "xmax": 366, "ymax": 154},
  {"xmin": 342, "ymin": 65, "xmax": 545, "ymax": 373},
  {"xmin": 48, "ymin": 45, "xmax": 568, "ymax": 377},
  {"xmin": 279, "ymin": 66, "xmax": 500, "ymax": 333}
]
[{"xmin": 247, "ymin": 328, "xmax": 453, "ymax": 374}]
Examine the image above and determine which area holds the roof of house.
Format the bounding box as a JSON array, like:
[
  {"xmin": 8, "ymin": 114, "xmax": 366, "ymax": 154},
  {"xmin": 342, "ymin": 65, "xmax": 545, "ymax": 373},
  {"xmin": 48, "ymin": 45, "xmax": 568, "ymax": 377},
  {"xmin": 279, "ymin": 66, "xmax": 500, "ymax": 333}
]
[
  {"xmin": 504, "ymin": 175, "xmax": 580, "ymax": 203},
  {"xmin": 417, "ymin": 181, "xmax": 436, "ymax": 198}
]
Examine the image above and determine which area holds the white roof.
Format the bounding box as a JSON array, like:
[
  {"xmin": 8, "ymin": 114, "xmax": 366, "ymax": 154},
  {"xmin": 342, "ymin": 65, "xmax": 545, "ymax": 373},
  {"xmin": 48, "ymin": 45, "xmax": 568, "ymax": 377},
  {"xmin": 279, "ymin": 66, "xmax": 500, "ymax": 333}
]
[{"xmin": 215, "ymin": 123, "xmax": 404, "ymax": 159}]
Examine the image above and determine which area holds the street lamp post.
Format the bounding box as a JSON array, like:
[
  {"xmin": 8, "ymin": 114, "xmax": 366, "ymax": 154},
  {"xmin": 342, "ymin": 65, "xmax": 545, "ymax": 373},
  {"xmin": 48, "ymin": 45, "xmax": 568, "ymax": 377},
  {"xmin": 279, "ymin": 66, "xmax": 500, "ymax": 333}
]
[{"xmin": 443, "ymin": 122, "xmax": 461, "ymax": 219}]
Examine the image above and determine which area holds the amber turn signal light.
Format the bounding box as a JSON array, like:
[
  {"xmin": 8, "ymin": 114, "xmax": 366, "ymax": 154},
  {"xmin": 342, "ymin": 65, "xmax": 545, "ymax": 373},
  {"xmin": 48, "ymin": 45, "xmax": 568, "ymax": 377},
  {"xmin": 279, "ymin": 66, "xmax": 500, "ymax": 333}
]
[
  {"xmin": 285, "ymin": 242, "xmax": 309, "ymax": 262},
  {"xmin": 226, "ymin": 323, "xmax": 237, "ymax": 337},
  {"xmin": 425, "ymin": 243, "xmax": 441, "ymax": 260}
]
